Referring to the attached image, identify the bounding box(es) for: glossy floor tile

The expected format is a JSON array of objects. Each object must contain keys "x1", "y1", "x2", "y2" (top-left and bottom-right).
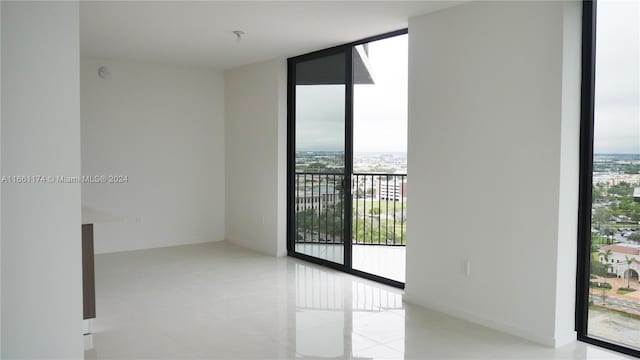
[
  {"x1": 293, "y1": 243, "x2": 406, "y2": 282},
  {"x1": 86, "y1": 242, "x2": 632, "y2": 359}
]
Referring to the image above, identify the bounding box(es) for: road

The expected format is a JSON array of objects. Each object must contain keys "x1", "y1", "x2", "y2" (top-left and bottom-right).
[{"x1": 590, "y1": 292, "x2": 640, "y2": 314}]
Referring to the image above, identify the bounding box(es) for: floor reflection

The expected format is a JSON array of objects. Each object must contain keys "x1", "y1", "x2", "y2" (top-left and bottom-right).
[
  {"x1": 293, "y1": 243, "x2": 406, "y2": 282},
  {"x1": 86, "y1": 242, "x2": 633, "y2": 360},
  {"x1": 293, "y1": 262, "x2": 405, "y2": 358}
]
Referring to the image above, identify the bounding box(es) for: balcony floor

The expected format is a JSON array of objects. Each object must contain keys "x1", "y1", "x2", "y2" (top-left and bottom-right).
[{"x1": 294, "y1": 243, "x2": 406, "y2": 283}]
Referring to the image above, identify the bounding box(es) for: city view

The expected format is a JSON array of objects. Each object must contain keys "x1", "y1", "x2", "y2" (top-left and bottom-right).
[
  {"x1": 588, "y1": 154, "x2": 640, "y2": 347},
  {"x1": 295, "y1": 151, "x2": 407, "y2": 174},
  {"x1": 292, "y1": 33, "x2": 408, "y2": 282},
  {"x1": 294, "y1": 150, "x2": 407, "y2": 281},
  {"x1": 294, "y1": 151, "x2": 407, "y2": 245},
  {"x1": 585, "y1": 0, "x2": 639, "y2": 351}
]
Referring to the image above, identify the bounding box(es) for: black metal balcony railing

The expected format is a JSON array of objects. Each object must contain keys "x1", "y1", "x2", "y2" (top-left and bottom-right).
[
  {"x1": 294, "y1": 172, "x2": 407, "y2": 246},
  {"x1": 353, "y1": 173, "x2": 407, "y2": 245}
]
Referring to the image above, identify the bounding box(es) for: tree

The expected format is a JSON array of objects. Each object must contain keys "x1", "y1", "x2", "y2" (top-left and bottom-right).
[
  {"x1": 593, "y1": 185, "x2": 606, "y2": 202},
  {"x1": 628, "y1": 233, "x2": 640, "y2": 242},
  {"x1": 608, "y1": 182, "x2": 634, "y2": 197},
  {"x1": 296, "y1": 208, "x2": 317, "y2": 239},
  {"x1": 602, "y1": 227, "x2": 614, "y2": 236},
  {"x1": 592, "y1": 207, "x2": 613, "y2": 230},
  {"x1": 601, "y1": 249, "x2": 612, "y2": 265},
  {"x1": 591, "y1": 234, "x2": 608, "y2": 245},
  {"x1": 614, "y1": 196, "x2": 640, "y2": 222},
  {"x1": 625, "y1": 256, "x2": 637, "y2": 289},
  {"x1": 600, "y1": 249, "x2": 613, "y2": 304}
]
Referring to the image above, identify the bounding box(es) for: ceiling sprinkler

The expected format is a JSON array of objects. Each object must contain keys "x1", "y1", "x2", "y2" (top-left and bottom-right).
[{"x1": 232, "y1": 30, "x2": 245, "y2": 42}]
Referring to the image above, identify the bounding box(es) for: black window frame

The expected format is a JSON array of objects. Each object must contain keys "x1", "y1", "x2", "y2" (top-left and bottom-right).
[
  {"x1": 286, "y1": 29, "x2": 408, "y2": 289},
  {"x1": 576, "y1": 0, "x2": 640, "y2": 357}
]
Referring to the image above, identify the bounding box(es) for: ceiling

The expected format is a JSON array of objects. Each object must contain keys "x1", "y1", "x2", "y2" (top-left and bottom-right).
[{"x1": 80, "y1": 1, "x2": 460, "y2": 69}]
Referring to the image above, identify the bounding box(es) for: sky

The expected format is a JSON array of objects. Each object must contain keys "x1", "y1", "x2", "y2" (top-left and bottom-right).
[
  {"x1": 296, "y1": 85, "x2": 345, "y2": 152},
  {"x1": 353, "y1": 35, "x2": 408, "y2": 153},
  {"x1": 296, "y1": 2, "x2": 639, "y2": 155},
  {"x1": 593, "y1": 0, "x2": 640, "y2": 154},
  {"x1": 295, "y1": 34, "x2": 408, "y2": 153}
]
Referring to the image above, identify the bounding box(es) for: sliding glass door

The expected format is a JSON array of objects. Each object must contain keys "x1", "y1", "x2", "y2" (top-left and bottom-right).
[
  {"x1": 351, "y1": 34, "x2": 408, "y2": 283},
  {"x1": 289, "y1": 49, "x2": 352, "y2": 266},
  {"x1": 288, "y1": 30, "x2": 407, "y2": 288}
]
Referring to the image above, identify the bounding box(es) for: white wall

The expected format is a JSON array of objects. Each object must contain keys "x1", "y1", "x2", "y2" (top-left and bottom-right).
[
  {"x1": 0, "y1": 2, "x2": 3, "y2": 355},
  {"x1": 405, "y1": 0, "x2": 581, "y2": 347},
  {"x1": 1, "y1": 3, "x2": 3, "y2": 355},
  {"x1": 555, "y1": 0, "x2": 582, "y2": 346},
  {"x1": 81, "y1": 58, "x2": 225, "y2": 254},
  {"x1": 224, "y1": 59, "x2": 287, "y2": 256},
  {"x1": 1, "y1": 2, "x2": 83, "y2": 358}
]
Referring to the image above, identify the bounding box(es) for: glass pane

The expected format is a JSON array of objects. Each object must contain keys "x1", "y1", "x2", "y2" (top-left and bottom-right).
[
  {"x1": 294, "y1": 52, "x2": 346, "y2": 264},
  {"x1": 351, "y1": 34, "x2": 408, "y2": 282},
  {"x1": 587, "y1": 0, "x2": 640, "y2": 350}
]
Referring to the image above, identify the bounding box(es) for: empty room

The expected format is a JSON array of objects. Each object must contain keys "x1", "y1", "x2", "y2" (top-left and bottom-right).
[{"x1": 1, "y1": 0, "x2": 639, "y2": 359}]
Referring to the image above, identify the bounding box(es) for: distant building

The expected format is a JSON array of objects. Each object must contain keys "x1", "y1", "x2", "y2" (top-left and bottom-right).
[
  {"x1": 295, "y1": 186, "x2": 337, "y2": 212},
  {"x1": 634, "y1": 187, "x2": 640, "y2": 202},
  {"x1": 599, "y1": 244, "x2": 640, "y2": 281},
  {"x1": 378, "y1": 180, "x2": 407, "y2": 201}
]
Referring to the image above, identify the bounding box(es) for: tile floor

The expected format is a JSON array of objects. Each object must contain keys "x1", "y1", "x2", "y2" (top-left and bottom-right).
[
  {"x1": 294, "y1": 243, "x2": 406, "y2": 282},
  {"x1": 85, "y1": 242, "x2": 632, "y2": 359}
]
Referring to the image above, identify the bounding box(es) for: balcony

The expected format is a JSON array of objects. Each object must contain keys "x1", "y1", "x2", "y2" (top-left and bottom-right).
[{"x1": 294, "y1": 172, "x2": 407, "y2": 282}]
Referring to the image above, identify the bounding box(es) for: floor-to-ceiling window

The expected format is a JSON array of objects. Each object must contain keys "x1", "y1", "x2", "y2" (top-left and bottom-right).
[
  {"x1": 287, "y1": 30, "x2": 408, "y2": 288},
  {"x1": 577, "y1": 0, "x2": 640, "y2": 356},
  {"x1": 351, "y1": 34, "x2": 408, "y2": 282}
]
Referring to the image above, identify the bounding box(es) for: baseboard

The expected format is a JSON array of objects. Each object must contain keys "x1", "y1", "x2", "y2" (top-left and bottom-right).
[
  {"x1": 83, "y1": 319, "x2": 94, "y2": 350},
  {"x1": 224, "y1": 239, "x2": 278, "y2": 257},
  {"x1": 95, "y1": 239, "x2": 221, "y2": 255},
  {"x1": 554, "y1": 330, "x2": 577, "y2": 347},
  {"x1": 84, "y1": 334, "x2": 94, "y2": 351},
  {"x1": 83, "y1": 319, "x2": 92, "y2": 335},
  {"x1": 403, "y1": 293, "x2": 574, "y2": 348}
]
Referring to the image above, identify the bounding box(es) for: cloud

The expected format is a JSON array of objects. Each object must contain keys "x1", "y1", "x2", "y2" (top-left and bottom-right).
[
  {"x1": 293, "y1": 34, "x2": 409, "y2": 154},
  {"x1": 593, "y1": 0, "x2": 640, "y2": 154},
  {"x1": 296, "y1": 85, "x2": 346, "y2": 151}
]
